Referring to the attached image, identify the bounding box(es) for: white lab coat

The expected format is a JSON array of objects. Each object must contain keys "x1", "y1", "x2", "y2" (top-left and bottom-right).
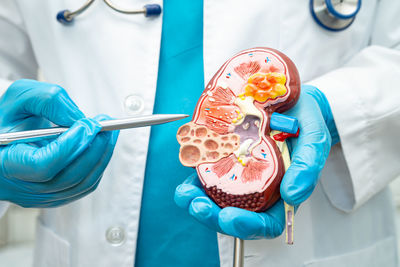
[{"x1": 0, "y1": 0, "x2": 399, "y2": 266}]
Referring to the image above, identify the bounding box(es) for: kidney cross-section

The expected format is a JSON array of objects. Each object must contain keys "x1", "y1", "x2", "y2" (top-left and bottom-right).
[{"x1": 177, "y1": 47, "x2": 300, "y2": 212}]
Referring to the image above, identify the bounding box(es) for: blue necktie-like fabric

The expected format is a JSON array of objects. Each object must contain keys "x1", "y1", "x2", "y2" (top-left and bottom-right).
[{"x1": 135, "y1": 1, "x2": 220, "y2": 266}]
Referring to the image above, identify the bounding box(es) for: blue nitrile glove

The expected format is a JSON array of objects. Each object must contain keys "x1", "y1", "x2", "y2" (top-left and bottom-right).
[
  {"x1": 174, "y1": 84, "x2": 338, "y2": 239},
  {"x1": 0, "y1": 79, "x2": 119, "y2": 208}
]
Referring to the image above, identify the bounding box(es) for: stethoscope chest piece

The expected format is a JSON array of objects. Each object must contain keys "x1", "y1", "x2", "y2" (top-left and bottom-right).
[{"x1": 310, "y1": 0, "x2": 361, "y2": 31}]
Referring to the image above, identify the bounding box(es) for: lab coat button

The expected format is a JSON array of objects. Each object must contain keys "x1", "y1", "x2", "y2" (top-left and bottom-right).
[
  {"x1": 124, "y1": 95, "x2": 144, "y2": 115},
  {"x1": 106, "y1": 227, "x2": 125, "y2": 246}
]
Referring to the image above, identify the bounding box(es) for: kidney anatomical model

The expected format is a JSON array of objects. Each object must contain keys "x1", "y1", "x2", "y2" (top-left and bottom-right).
[{"x1": 177, "y1": 47, "x2": 300, "y2": 212}]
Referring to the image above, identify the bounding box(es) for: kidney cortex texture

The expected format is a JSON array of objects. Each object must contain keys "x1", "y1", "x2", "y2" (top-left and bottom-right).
[{"x1": 177, "y1": 47, "x2": 300, "y2": 212}]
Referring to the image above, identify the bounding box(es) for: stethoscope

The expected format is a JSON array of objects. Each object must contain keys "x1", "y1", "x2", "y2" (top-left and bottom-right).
[
  {"x1": 56, "y1": 0, "x2": 161, "y2": 24},
  {"x1": 310, "y1": 0, "x2": 361, "y2": 31},
  {"x1": 57, "y1": 0, "x2": 360, "y2": 32},
  {"x1": 57, "y1": 0, "x2": 360, "y2": 31}
]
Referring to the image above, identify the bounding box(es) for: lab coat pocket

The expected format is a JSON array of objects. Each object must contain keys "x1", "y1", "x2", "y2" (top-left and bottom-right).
[
  {"x1": 303, "y1": 236, "x2": 397, "y2": 267},
  {"x1": 33, "y1": 218, "x2": 70, "y2": 267}
]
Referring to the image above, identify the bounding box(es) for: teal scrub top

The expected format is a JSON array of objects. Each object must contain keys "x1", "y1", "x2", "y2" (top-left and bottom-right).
[{"x1": 135, "y1": 1, "x2": 220, "y2": 266}]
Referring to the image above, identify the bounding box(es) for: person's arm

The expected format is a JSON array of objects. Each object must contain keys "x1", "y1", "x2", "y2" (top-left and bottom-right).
[
  {"x1": 0, "y1": 0, "x2": 38, "y2": 214},
  {"x1": 174, "y1": 0, "x2": 400, "y2": 239},
  {"x1": 0, "y1": 0, "x2": 38, "y2": 96},
  {"x1": 309, "y1": 0, "x2": 400, "y2": 212},
  {"x1": 175, "y1": 84, "x2": 334, "y2": 239},
  {"x1": 0, "y1": 1, "x2": 120, "y2": 210},
  {"x1": 0, "y1": 80, "x2": 119, "y2": 208}
]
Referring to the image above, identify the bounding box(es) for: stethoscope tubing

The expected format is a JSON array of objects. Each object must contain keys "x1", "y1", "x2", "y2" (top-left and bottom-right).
[
  {"x1": 103, "y1": 0, "x2": 145, "y2": 14},
  {"x1": 57, "y1": 0, "x2": 161, "y2": 24},
  {"x1": 58, "y1": 0, "x2": 360, "y2": 32},
  {"x1": 67, "y1": 0, "x2": 95, "y2": 19}
]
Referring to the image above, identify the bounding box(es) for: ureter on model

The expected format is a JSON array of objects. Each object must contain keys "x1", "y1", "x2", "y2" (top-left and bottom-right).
[
  {"x1": 278, "y1": 138, "x2": 294, "y2": 245},
  {"x1": 232, "y1": 92, "x2": 294, "y2": 243}
]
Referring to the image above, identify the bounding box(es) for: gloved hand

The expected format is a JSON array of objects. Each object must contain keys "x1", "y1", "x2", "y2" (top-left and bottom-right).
[
  {"x1": 174, "y1": 84, "x2": 337, "y2": 239},
  {"x1": 0, "y1": 79, "x2": 119, "y2": 208}
]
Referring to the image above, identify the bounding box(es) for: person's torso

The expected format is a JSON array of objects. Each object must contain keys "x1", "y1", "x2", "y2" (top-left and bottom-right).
[{"x1": 12, "y1": 1, "x2": 397, "y2": 267}]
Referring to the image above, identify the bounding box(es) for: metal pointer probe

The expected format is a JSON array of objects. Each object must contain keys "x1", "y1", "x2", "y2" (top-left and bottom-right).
[{"x1": 0, "y1": 114, "x2": 189, "y2": 146}]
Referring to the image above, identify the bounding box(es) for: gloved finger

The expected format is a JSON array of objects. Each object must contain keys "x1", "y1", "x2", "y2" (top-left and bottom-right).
[
  {"x1": 218, "y1": 200, "x2": 285, "y2": 240},
  {"x1": 33, "y1": 138, "x2": 53, "y2": 147},
  {"x1": 188, "y1": 196, "x2": 224, "y2": 233},
  {"x1": 93, "y1": 114, "x2": 112, "y2": 122},
  {"x1": 174, "y1": 173, "x2": 206, "y2": 209},
  {"x1": 182, "y1": 172, "x2": 203, "y2": 187},
  {"x1": 302, "y1": 85, "x2": 339, "y2": 145},
  {"x1": 1, "y1": 118, "x2": 101, "y2": 182},
  {"x1": 44, "y1": 174, "x2": 103, "y2": 208},
  {"x1": 1, "y1": 116, "x2": 51, "y2": 134},
  {"x1": 16, "y1": 128, "x2": 119, "y2": 208},
  {"x1": 281, "y1": 95, "x2": 332, "y2": 206},
  {"x1": 7, "y1": 79, "x2": 84, "y2": 126},
  {"x1": 16, "y1": 127, "x2": 116, "y2": 193},
  {"x1": 45, "y1": 129, "x2": 118, "y2": 207}
]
